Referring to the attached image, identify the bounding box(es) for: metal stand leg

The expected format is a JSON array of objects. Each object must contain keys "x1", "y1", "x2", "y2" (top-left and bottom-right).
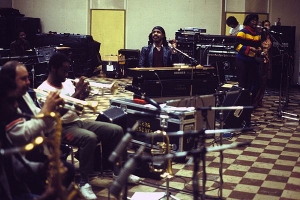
[
  {"x1": 158, "y1": 176, "x2": 180, "y2": 200},
  {"x1": 268, "y1": 32, "x2": 299, "y2": 121},
  {"x1": 277, "y1": 53, "x2": 299, "y2": 121},
  {"x1": 31, "y1": 64, "x2": 35, "y2": 88}
]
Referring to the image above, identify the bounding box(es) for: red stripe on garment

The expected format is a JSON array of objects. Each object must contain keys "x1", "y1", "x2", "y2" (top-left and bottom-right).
[{"x1": 6, "y1": 118, "x2": 24, "y2": 132}]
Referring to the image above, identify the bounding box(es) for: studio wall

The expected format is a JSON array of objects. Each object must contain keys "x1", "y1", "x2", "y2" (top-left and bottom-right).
[
  {"x1": 0, "y1": 0, "x2": 11, "y2": 8},
  {"x1": 2, "y1": 0, "x2": 300, "y2": 84},
  {"x1": 12, "y1": 0, "x2": 89, "y2": 35},
  {"x1": 125, "y1": 0, "x2": 222, "y2": 50}
]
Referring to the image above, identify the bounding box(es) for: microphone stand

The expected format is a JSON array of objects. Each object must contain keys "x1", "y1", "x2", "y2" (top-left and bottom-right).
[
  {"x1": 171, "y1": 46, "x2": 199, "y2": 66},
  {"x1": 147, "y1": 129, "x2": 251, "y2": 200},
  {"x1": 170, "y1": 45, "x2": 199, "y2": 98},
  {"x1": 269, "y1": 32, "x2": 299, "y2": 121}
]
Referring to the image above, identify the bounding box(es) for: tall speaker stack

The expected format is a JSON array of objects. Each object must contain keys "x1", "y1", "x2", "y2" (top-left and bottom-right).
[
  {"x1": 268, "y1": 26, "x2": 296, "y2": 88},
  {"x1": 175, "y1": 28, "x2": 203, "y2": 64},
  {"x1": 0, "y1": 8, "x2": 41, "y2": 49}
]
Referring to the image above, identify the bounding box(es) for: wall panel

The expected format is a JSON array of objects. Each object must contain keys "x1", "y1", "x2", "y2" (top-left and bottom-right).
[
  {"x1": 125, "y1": 0, "x2": 222, "y2": 50},
  {"x1": 91, "y1": 10, "x2": 125, "y2": 56},
  {"x1": 12, "y1": 0, "x2": 89, "y2": 34}
]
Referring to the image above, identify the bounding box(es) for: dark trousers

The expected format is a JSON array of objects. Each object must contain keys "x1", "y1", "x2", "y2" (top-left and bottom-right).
[
  {"x1": 61, "y1": 120, "x2": 124, "y2": 183},
  {"x1": 253, "y1": 62, "x2": 268, "y2": 107},
  {"x1": 15, "y1": 157, "x2": 75, "y2": 195},
  {"x1": 236, "y1": 58, "x2": 260, "y2": 105}
]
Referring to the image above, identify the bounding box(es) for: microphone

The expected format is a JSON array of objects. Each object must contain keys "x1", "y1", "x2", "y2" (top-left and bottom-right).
[
  {"x1": 124, "y1": 85, "x2": 142, "y2": 94},
  {"x1": 167, "y1": 39, "x2": 176, "y2": 44},
  {"x1": 108, "y1": 133, "x2": 132, "y2": 163},
  {"x1": 108, "y1": 121, "x2": 140, "y2": 163},
  {"x1": 143, "y1": 96, "x2": 161, "y2": 110},
  {"x1": 109, "y1": 156, "x2": 137, "y2": 197},
  {"x1": 0, "y1": 136, "x2": 45, "y2": 156},
  {"x1": 270, "y1": 30, "x2": 283, "y2": 35},
  {"x1": 109, "y1": 145, "x2": 145, "y2": 197},
  {"x1": 17, "y1": 111, "x2": 35, "y2": 119}
]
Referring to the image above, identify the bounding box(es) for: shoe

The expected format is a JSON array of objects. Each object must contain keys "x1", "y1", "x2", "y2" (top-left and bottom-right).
[
  {"x1": 113, "y1": 174, "x2": 141, "y2": 184},
  {"x1": 79, "y1": 183, "x2": 97, "y2": 200},
  {"x1": 128, "y1": 174, "x2": 141, "y2": 184}
]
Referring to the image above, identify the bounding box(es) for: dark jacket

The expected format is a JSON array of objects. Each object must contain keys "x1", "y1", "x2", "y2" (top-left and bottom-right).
[
  {"x1": 10, "y1": 39, "x2": 31, "y2": 56},
  {"x1": 138, "y1": 44, "x2": 173, "y2": 67},
  {"x1": 0, "y1": 124, "x2": 42, "y2": 200}
]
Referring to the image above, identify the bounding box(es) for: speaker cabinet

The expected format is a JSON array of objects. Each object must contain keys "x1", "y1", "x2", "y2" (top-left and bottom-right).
[
  {"x1": 222, "y1": 87, "x2": 252, "y2": 128},
  {"x1": 96, "y1": 106, "x2": 127, "y2": 133},
  {"x1": 176, "y1": 42, "x2": 198, "y2": 64},
  {"x1": 268, "y1": 26, "x2": 295, "y2": 88},
  {"x1": 207, "y1": 54, "x2": 237, "y2": 83},
  {"x1": 166, "y1": 94, "x2": 216, "y2": 130},
  {"x1": 118, "y1": 49, "x2": 140, "y2": 77}
]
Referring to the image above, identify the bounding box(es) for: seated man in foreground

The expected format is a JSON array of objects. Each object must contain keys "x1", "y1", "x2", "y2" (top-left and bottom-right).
[{"x1": 37, "y1": 52, "x2": 140, "y2": 199}]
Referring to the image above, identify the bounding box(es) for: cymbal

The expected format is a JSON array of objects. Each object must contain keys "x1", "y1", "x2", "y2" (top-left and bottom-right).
[{"x1": 55, "y1": 46, "x2": 71, "y2": 50}]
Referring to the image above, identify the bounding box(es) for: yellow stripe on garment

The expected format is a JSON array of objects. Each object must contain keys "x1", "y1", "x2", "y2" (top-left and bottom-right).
[
  {"x1": 245, "y1": 34, "x2": 260, "y2": 41},
  {"x1": 236, "y1": 44, "x2": 243, "y2": 52}
]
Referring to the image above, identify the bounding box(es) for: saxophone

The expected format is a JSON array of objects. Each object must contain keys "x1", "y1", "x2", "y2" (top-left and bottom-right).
[
  {"x1": 37, "y1": 112, "x2": 86, "y2": 200},
  {"x1": 0, "y1": 112, "x2": 87, "y2": 199}
]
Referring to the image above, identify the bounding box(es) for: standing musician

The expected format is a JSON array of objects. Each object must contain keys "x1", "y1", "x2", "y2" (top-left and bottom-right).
[
  {"x1": 234, "y1": 14, "x2": 261, "y2": 107},
  {"x1": 37, "y1": 52, "x2": 140, "y2": 199},
  {"x1": 0, "y1": 60, "x2": 75, "y2": 196},
  {"x1": 139, "y1": 26, "x2": 175, "y2": 67},
  {"x1": 226, "y1": 16, "x2": 244, "y2": 36},
  {"x1": 253, "y1": 20, "x2": 272, "y2": 107}
]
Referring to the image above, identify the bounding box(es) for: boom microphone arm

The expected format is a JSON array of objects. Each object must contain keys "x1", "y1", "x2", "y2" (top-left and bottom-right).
[{"x1": 168, "y1": 42, "x2": 198, "y2": 65}]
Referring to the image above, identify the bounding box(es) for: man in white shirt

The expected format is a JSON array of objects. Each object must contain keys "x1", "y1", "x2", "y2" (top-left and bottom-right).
[
  {"x1": 226, "y1": 16, "x2": 244, "y2": 36},
  {"x1": 38, "y1": 52, "x2": 140, "y2": 199}
]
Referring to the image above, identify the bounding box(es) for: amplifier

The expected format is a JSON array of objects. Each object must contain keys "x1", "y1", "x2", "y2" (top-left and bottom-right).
[
  {"x1": 132, "y1": 78, "x2": 218, "y2": 98},
  {"x1": 222, "y1": 87, "x2": 251, "y2": 128},
  {"x1": 175, "y1": 31, "x2": 200, "y2": 42},
  {"x1": 110, "y1": 98, "x2": 196, "y2": 153},
  {"x1": 176, "y1": 42, "x2": 198, "y2": 64},
  {"x1": 35, "y1": 33, "x2": 101, "y2": 77},
  {"x1": 206, "y1": 53, "x2": 237, "y2": 82},
  {"x1": 102, "y1": 55, "x2": 125, "y2": 78}
]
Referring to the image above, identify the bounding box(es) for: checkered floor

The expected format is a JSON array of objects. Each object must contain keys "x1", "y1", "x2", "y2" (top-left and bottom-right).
[{"x1": 74, "y1": 73, "x2": 300, "y2": 200}]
